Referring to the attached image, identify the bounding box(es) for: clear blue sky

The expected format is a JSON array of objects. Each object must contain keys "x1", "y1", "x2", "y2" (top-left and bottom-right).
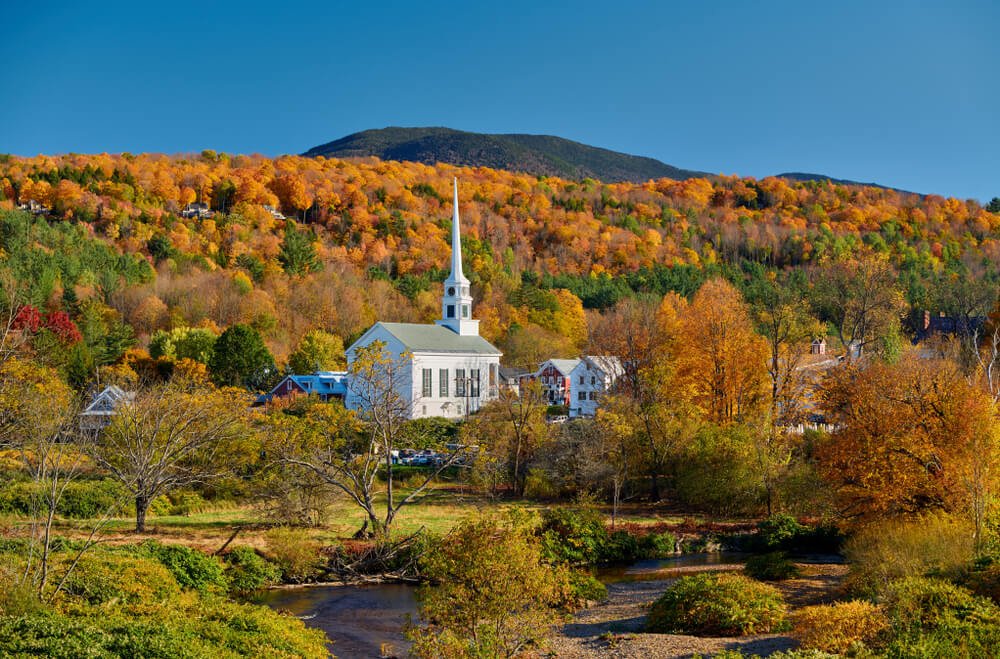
[{"x1": 2, "y1": 0, "x2": 996, "y2": 200}]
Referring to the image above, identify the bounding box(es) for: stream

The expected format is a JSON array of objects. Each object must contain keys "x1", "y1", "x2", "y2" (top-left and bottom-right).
[{"x1": 261, "y1": 552, "x2": 748, "y2": 658}]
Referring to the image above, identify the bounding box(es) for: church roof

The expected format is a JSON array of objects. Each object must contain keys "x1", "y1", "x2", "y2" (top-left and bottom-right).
[{"x1": 377, "y1": 322, "x2": 501, "y2": 355}]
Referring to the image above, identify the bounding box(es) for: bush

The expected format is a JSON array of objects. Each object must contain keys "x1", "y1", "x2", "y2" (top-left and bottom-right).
[
  {"x1": 225, "y1": 545, "x2": 281, "y2": 596},
  {"x1": 646, "y1": 572, "x2": 788, "y2": 635},
  {"x1": 639, "y1": 531, "x2": 677, "y2": 559},
  {"x1": 878, "y1": 577, "x2": 1000, "y2": 657},
  {"x1": 756, "y1": 514, "x2": 805, "y2": 550},
  {"x1": 792, "y1": 601, "x2": 889, "y2": 652},
  {"x1": 57, "y1": 479, "x2": 127, "y2": 518},
  {"x1": 745, "y1": 552, "x2": 801, "y2": 581},
  {"x1": 539, "y1": 507, "x2": 610, "y2": 565},
  {"x1": 881, "y1": 576, "x2": 1000, "y2": 629},
  {"x1": 567, "y1": 570, "x2": 607, "y2": 605},
  {"x1": 673, "y1": 424, "x2": 765, "y2": 516},
  {"x1": 844, "y1": 514, "x2": 974, "y2": 597},
  {"x1": 410, "y1": 513, "x2": 571, "y2": 658},
  {"x1": 59, "y1": 551, "x2": 181, "y2": 604},
  {"x1": 134, "y1": 541, "x2": 226, "y2": 592},
  {"x1": 265, "y1": 527, "x2": 324, "y2": 583}
]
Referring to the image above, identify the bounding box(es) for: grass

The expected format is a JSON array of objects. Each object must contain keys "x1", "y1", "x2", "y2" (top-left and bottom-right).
[{"x1": 2, "y1": 483, "x2": 745, "y2": 555}]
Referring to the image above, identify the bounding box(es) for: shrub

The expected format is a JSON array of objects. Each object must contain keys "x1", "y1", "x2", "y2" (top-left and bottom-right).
[
  {"x1": 225, "y1": 545, "x2": 281, "y2": 596},
  {"x1": 756, "y1": 514, "x2": 805, "y2": 550},
  {"x1": 57, "y1": 479, "x2": 127, "y2": 518},
  {"x1": 792, "y1": 601, "x2": 889, "y2": 652},
  {"x1": 878, "y1": 577, "x2": 1000, "y2": 657},
  {"x1": 639, "y1": 531, "x2": 677, "y2": 559},
  {"x1": 134, "y1": 541, "x2": 226, "y2": 592},
  {"x1": 265, "y1": 526, "x2": 324, "y2": 583},
  {"x1": 59, "y1": 551, "x2": 181, "y2": 604},
  {"x1": 646, "y1": 573, "x2": 788, "y2": 635},
  {"x1": 539, "y1": 507, "x2": 609, "y2": 565},
  {"x1": 844, "y1": 514, "x2": 974, "y2": 597},
  {"x1": 567, "y1": 570, "x2": 607, "y2": 605},
  {"x1": 602, "y1": 530, "x2": 641, "y2": 564},
  {"x1": 745, "y1": 552, "x2": 801, "y2": 581},
  {"x1": 881, "y1": 576, "x2": 1000, "y2": 629},
  {"x1": 410, "y1": 513, "x2": 571, "y2": 658}
]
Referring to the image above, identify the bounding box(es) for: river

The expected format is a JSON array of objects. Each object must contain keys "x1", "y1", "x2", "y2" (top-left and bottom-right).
[{"x1": 261, "y1": 552, "x2": 748, "y2": 658}]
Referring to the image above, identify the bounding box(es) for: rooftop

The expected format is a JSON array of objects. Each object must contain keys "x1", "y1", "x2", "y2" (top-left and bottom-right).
[{"x1": 374, "y1": 322, "x2": 501, "y2": 355}]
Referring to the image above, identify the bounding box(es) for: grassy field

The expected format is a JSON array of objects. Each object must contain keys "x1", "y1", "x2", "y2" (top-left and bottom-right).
[{"x1": 2, "y1": 482, "x2": 709, "y2": 554}]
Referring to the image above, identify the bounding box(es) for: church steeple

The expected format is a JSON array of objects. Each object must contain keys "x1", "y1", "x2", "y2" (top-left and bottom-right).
[
  {"x1": 436, "y1": 178, "x2": 479, "y2": 336},
  {"x1": 449, "y1": 178, "x2": 465, "y2": 282}
]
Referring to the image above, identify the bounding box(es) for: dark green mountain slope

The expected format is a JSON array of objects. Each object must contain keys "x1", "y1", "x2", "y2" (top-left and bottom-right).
[{"x1": 303, "y1": 127, "x2": 709, "y2": 183}]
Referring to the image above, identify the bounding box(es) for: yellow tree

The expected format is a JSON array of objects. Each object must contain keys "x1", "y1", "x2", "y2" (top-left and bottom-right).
[
  {"x1": 674, "y1": 278, "x2": 769, "y2": 425},
  {"x1": 818, "y1": 353, "x2": 999, "y2": 539}
]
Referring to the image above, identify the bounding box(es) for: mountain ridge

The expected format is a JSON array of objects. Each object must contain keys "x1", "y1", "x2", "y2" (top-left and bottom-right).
[{"x1": 303, "y1": 126, "x2": 916, "y2": 193}]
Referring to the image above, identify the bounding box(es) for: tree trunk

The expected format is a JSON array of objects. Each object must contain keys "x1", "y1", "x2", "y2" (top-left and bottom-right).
[{"x1": 135, "y1": 495, "x2": 149, "y2": 533}]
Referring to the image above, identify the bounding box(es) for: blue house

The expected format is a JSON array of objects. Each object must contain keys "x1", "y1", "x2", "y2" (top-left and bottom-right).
[{"x1": 257, "y1": 371, "x2": 348, "y2": 405}]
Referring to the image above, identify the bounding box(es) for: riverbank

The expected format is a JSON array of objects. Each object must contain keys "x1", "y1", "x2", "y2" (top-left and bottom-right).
[{"x1": 548, "y1": 561, "x2": 848, "y2": 658}]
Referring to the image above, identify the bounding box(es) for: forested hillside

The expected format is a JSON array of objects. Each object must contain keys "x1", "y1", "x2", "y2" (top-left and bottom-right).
[
  {"x1": 0, "y1": 151, "x2": 998, "y2": 385},
  {"x1": 302, "y1": 127, "x2": 709, "y2": 182}
]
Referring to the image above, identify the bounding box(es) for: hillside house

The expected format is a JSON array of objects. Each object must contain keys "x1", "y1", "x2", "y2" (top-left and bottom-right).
[
  {"x1": 79, "y1": 385, "x2": 134, "y2": 432},
  {"x1": 180, "y1": 202, "x2": 214, "y2": 219}
]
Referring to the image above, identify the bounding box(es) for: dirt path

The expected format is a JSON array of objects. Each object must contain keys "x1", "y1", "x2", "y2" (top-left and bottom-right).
[{"x1": 548, "y1": 562, "x2": 847, "y2": 658}]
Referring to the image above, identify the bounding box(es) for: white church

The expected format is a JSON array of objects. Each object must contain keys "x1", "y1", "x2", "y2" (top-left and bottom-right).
[{"x1": 344, "y1": 179, "x2": 503, "y2": 419}]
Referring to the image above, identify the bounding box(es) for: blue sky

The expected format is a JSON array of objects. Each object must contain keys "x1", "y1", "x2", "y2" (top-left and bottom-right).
[{"x1": 1, "y1": 1, "x2": 996, "y2": 200}]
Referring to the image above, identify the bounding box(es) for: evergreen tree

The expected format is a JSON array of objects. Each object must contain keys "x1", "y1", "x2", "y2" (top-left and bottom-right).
[
  {"x1": 209, "y1": 324, "x2": 275, "y2": 391},
  {"x1": 278, "y1": 221, "x2": 320, "y2": 276}
]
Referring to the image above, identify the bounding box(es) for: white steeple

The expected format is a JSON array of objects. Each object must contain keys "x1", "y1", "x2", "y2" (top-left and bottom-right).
[{"x1": 436, "y1": 178, "x2": 479, "y2": 336}]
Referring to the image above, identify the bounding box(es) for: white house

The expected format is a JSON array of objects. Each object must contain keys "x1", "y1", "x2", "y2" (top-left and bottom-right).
[
  {"x1": 344, "y1": 179, "x2": 502, "y2": 420},
  {"x1": 80, "y1": 385, "x2": 135, "y2": 432},
  {"x1": 568, "y1": 355, "x2": 624, "y2": 418}
]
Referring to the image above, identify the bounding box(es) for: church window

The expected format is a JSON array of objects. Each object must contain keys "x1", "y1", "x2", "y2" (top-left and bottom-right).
[
  {"x1": 439, "y1": 369, "x2": 449, "y2": 397},
  {"x1": 470, "y1": 370, "x2": 480, "y2": 397},
  {"x1": 591, "y1": 376, "x2": 596, "y2": 385},
  {"x1": 578, "y1": 392, "x2": 586, "y2": 401},
  {"x1": 462, "y1": 304, "x2": 469, "y2": 318},
  {"x1": 589, "y1": 391, "x2": 597, "y2": 400},
  {"x1": 489, "y1": 364, "x2": 497, "y2": 387},
  {"x1": 456, "y1": 369, "x2": 466, "y2": 396},
  {"x1": 579, "y1": 376, "x2": 584, "y2": 385},
  {"x1": 446, "y1": 305, "x2": 455, "y2": 319},
  {"x1": 422, "y1": 369, "x2": 432, "y2": 398},
  {"x1": 447, "y1": 286, "x2": 456, "y2": 296}
]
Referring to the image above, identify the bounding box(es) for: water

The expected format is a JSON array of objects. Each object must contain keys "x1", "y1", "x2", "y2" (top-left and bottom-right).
[
  {"x1": 596, "y1": 551, "x2": 748, "y2": 583},
  {"x1": 260, "y1": 583, "x2": 417, "y2": 658},
  {"x1": 260, "y1": 553, "x2": 748, "y2": 658}
]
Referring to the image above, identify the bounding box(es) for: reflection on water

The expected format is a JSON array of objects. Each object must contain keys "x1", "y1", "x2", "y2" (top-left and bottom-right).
[
  {"x1": 260, "y1": 583, "x2": 417, "y2": 658},
  {"x1": 596, "y1": 551, "x2": 748, "y2": 583}
]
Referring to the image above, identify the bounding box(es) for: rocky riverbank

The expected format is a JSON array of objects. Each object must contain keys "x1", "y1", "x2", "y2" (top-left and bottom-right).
[{"x1": 548, "y1": 562, "x2": 848, "y2": 658}]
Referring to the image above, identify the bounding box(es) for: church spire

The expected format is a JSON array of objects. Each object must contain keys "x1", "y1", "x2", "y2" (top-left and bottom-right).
[
  {"x1": 435, "y1": 178, "x2": 479, "y2": 336},
  {"x1": 450, "y1": 177, "x2": 465, "y2": 282}
]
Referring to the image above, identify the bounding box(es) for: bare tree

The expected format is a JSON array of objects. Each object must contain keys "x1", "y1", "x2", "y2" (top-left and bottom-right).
[
  {"x1": 278, "y1": 341, "x2": 467, "y2": 539},
  {"x1": 0, "y1": 359, "x2": 124, "y2": 600},
  {"x1": 89, "y1": 379, "x2": 252, "y2": 532}
]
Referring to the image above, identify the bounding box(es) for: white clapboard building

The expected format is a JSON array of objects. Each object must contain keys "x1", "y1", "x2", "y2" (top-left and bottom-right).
[
  {"x1": 568, "y1": 355, "x2": 624, "y2": 418},
  {"x1": 345, "y1": 179, "x2": 502, "y2": 419}
]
